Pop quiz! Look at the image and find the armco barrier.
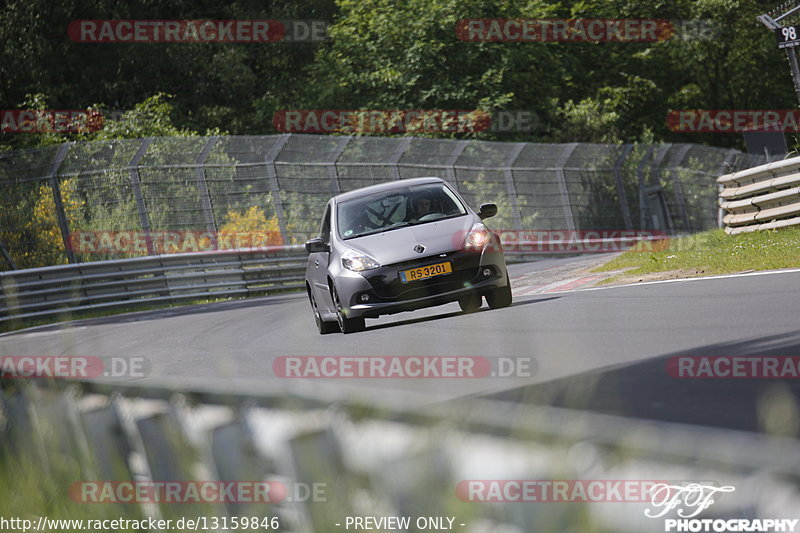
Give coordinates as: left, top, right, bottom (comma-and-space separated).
1, 379, 798, 532
718, 155, 800, 234
0, 246, 307, 323
0, 235, 669, 325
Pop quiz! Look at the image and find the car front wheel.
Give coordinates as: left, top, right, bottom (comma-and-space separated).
308, 285, 339, 334
332, 284, 365, 334
458, 292, 482, 313
486, 281, 512, 309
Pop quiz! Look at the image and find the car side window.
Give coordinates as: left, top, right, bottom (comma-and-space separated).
319, 204, 332, 245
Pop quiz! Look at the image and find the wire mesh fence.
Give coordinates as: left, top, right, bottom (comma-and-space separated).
0, 135, 767, 270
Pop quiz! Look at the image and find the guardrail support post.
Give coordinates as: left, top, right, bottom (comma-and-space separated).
649, 144, 674, 233
445, 140, 469, 191
554, 143, 577, 231
669, 144, 692, 232
48, 143, 76, 263
504, 143, 526, 231
718, 149, 740, 229
195, 136, 219, 233
390, 137, 412, 181
265, 134, 291, 243
614, 144, 634, 230
0, 240, 15, 270
637, 147, 654, 230
327, 136, 351, 195
129, 138, 155, 255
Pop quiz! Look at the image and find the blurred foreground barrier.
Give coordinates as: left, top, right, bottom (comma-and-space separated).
718, 155, 800, 234
1, 379, 799, 533
0, 246, 306, 324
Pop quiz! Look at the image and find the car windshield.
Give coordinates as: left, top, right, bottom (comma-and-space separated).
337, 182, 467, 240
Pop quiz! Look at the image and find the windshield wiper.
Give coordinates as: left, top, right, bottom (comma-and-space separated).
349, 221, 411, 238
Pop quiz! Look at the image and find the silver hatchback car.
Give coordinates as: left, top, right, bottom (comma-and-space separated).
304, 177, 511, 333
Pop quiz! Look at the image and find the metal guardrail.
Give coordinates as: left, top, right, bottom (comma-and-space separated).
0, 234, 670, 325
718, 155, 800, 234
2, 379, 798, 533
0, 246, 307, 323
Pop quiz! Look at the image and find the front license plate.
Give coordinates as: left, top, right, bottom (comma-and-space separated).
399, 261, 453, 283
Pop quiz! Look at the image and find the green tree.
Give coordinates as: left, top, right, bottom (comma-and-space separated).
308, 0, 567, 140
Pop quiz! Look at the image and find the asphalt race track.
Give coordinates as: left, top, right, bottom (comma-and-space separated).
2, 256, 799, 432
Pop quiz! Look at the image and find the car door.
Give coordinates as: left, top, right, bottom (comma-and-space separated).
308, 202, 335, 314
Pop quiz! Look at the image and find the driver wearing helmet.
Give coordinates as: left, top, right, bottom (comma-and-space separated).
412, 193, 436, 220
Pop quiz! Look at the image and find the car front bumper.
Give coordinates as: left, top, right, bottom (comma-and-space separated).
335, 247, 508, 319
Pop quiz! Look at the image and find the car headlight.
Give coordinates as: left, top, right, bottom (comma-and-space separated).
341, 250, 381, 272
463, 223, 491, 252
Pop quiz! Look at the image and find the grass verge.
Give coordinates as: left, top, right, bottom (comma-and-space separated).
592, 227, 800, 285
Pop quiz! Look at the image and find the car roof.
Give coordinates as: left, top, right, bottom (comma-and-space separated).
333, 177, 447, 203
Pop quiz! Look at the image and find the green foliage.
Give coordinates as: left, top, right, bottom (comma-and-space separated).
552, 98, 620, 143
309, 0, 565, 140
1, 0, 797, 270
1, 92, 202, 152
91, 93, 198, 140
1, 0, 797, 148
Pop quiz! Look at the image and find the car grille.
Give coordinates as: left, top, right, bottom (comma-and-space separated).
361, 252, 487, 302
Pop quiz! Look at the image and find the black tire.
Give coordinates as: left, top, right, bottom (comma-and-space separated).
308, 285, 339, 334
486, 282, 512, 309
332, 285, 365, 334
458, 292, 482, 313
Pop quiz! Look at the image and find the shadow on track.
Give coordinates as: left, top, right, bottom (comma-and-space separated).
482, 331, 800, 435
362, 296, 561, 332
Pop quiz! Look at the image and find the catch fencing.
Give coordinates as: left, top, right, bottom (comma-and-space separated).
718, 154, 800, 234
1, 135, 765, 271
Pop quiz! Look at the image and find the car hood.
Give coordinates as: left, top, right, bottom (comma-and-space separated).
341, 216, 475, 266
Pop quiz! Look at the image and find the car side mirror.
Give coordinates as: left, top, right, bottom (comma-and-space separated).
305, 238, 330, 253
478, 203, 498, 220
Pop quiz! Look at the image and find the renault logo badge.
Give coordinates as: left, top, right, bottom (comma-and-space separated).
414, 244, 425, 254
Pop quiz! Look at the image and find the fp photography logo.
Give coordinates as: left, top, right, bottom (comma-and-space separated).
644, 483, 798, 532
